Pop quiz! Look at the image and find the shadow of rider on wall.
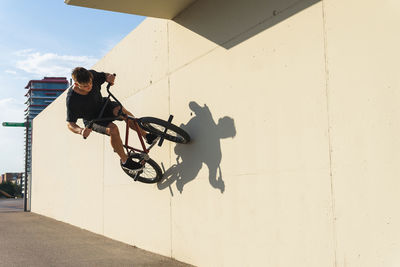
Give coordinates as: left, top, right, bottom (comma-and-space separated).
159, 101, 236, 194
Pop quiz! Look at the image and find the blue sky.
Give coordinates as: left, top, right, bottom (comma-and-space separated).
0, 0, 145, 174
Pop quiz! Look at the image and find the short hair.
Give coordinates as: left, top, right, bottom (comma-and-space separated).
71, 67, 93, 83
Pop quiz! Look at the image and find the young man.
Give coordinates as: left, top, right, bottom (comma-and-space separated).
66, 67, 156, 171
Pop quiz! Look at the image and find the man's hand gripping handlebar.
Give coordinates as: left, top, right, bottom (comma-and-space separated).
81, 127, 92, 139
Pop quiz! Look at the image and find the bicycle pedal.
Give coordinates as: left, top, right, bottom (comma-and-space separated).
133, 172, 139, 181
133, 170, 143, 181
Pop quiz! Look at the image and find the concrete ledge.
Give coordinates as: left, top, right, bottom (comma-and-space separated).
64, 0, 196, 19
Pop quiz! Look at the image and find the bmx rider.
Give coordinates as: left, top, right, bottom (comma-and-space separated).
66, 67, 157, 171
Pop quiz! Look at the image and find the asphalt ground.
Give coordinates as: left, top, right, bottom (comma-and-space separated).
0, 199, 191, 267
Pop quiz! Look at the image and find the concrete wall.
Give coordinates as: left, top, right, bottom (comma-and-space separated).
31, 0, 400, 266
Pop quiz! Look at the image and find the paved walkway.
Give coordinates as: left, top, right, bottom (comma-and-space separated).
0, 199, 191, 267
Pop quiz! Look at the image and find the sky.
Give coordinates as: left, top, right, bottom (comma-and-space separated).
0, 0, 145, 174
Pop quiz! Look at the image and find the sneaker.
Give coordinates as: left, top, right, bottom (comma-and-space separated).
145, 133, 158, 145
121, 158, 143, 172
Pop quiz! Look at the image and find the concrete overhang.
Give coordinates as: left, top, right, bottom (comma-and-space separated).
64, 0, 196, 19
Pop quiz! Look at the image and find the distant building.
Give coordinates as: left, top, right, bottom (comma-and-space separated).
25, 77, 69, 120
1, 172, 23, 185
24, 77, 70, 186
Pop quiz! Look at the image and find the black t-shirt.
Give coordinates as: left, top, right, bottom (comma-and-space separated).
66, 70, 106, 123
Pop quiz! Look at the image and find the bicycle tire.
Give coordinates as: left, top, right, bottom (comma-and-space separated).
121, 154, 162, 184
138, 117, 191, 144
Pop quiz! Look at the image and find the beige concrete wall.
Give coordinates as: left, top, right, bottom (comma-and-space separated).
325, 0, 400, 266
31, 0, 400, 266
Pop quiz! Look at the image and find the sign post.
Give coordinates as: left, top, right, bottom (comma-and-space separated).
2, 122, 30, 127
2, 120, 31, 211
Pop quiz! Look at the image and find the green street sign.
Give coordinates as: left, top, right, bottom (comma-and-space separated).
2, 122, 30, 127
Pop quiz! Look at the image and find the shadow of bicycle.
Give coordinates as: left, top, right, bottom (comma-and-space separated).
158, 101, 236, 194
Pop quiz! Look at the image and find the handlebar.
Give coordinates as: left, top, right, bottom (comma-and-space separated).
107, 74, 123, 117
106, 73, 116, 91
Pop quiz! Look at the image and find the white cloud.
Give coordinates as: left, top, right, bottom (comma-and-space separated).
13, 49, 35, 57
14, 49, 98, 78
5, 70, 17, 75
0, 97, 24, 122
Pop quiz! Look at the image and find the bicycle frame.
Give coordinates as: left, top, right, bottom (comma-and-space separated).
123, 115, 156, 155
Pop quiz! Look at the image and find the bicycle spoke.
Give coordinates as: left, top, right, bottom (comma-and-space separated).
122, 153, 162, 183
129, 159, 155, 179
141, 164, 156, 178
148, 123, 184, 141
149, 123, 176, 137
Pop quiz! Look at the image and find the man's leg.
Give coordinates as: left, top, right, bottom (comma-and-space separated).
106, 122, 128, 163
104, 122, 143, 171
113, 106, 147, 136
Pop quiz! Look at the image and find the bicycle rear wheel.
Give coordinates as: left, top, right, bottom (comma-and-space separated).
138, 117, 191, 144
121, 154, 162, 184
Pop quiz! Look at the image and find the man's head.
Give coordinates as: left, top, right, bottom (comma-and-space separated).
72, 67, 93, 93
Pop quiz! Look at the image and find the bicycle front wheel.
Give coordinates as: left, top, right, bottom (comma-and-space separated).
121, 154, 162, 184
138, 117, 191, 144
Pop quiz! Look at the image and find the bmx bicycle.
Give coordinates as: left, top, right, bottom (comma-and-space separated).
85, 74, 191, 184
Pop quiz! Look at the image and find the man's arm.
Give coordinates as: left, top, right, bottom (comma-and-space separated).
67, 122, 92, 138
67, 122, 83, 135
